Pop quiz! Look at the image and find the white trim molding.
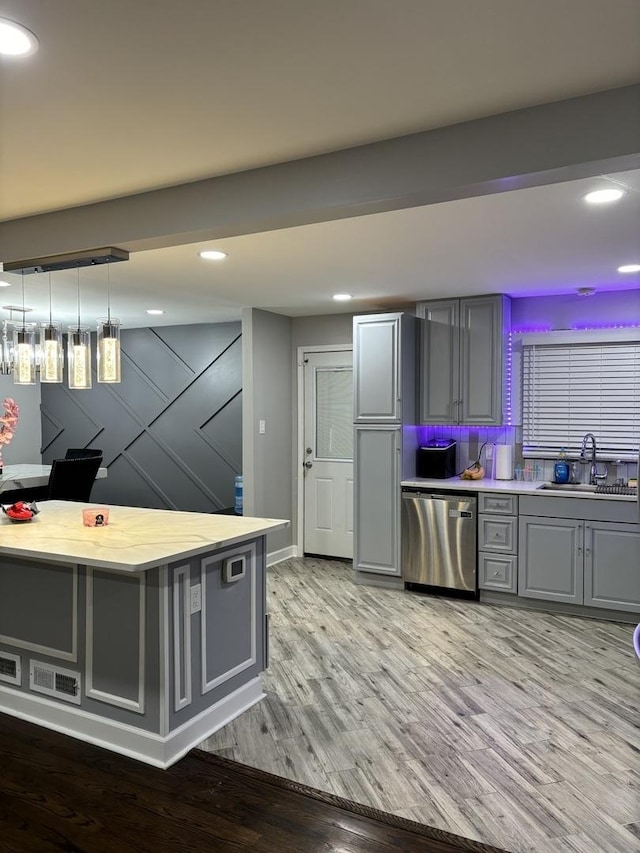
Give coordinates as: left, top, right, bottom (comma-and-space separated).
201, 542, 256, 695
267, 544, 297, 566
0, 677, 264, 770
86, 569, 146, 714
172, 564, 192, 713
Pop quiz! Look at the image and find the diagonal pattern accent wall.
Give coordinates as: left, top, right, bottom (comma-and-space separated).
40, 323, 242, 512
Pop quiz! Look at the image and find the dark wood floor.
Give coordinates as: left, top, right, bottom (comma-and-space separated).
0, 713, 505, 852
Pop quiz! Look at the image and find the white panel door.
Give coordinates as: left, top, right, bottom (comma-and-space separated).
303, 350, 353, 559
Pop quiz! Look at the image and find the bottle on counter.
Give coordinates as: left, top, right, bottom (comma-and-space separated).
553, 448, 570, 484
234, 474, 243, 515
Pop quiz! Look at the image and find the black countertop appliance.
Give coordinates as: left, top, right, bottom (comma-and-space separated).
416, 440, 457, 479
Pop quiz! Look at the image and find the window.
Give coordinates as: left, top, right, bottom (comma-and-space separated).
520, 330, 640, 461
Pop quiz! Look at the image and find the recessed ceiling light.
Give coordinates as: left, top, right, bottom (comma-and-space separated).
0, 281, 12, 288
198, 250, 228, 261
583, 188, 625, 204
0, 18, 39, 57
332, 293, 352, 302
617, 264, 640, 274
146, 309, 165, 315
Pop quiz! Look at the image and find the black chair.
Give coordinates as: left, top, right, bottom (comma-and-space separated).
65, 448, 103, 460
45, 456, 102, 502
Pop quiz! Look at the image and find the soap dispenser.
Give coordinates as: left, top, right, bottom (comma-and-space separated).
553, 448, 570, 484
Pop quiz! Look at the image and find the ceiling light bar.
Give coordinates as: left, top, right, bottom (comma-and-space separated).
3, 247, 129, 275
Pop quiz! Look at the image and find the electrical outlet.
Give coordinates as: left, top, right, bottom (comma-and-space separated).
259, 419, 266, 434
190, 583, 202, 614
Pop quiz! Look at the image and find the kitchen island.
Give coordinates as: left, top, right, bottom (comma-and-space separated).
0, 501, 288, 768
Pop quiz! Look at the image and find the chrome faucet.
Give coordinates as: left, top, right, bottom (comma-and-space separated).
580, 433, 607, 485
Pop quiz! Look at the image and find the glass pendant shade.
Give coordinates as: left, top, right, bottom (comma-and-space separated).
67, 327, 92, 389
39, 322, 64, 382
97, 318, 121, 383
13, 326, 36, 385
0, 324, 13, 375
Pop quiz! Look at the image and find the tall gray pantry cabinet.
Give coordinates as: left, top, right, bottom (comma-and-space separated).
416, 294, 511, 425
353, 313, 417, 581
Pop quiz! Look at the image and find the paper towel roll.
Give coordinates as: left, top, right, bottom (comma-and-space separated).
495, 444, 513, 480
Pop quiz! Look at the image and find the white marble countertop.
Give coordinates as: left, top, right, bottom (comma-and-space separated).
0, 501, 289, 572
400, 477, 637, 502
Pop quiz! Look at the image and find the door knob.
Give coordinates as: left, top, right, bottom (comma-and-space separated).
303, 461, 313, 469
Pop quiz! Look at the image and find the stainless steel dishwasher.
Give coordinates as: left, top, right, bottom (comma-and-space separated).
401, 488, 477, 596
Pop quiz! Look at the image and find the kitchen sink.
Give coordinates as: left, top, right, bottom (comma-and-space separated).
537, 483, 598, 492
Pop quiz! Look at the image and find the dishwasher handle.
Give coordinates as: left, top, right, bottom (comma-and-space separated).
402, 489, 477, 505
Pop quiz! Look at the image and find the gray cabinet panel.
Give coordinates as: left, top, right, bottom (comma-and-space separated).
584, 522, 640, 612
354, 426, 401, 575
479, 553, 517, 592
479, 493, 518, 515
417, 301, 459, 424
354, 315, 400, 422
479, 515, 517, 553
520, 495, 638, 524
459, 296, 507, 425
518, 516, 583, 604
417, 295, 509, 426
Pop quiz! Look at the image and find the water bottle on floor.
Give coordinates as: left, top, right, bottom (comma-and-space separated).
234, 474, 243, 515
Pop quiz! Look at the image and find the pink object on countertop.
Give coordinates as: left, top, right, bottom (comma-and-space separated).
82, 507, 109, 527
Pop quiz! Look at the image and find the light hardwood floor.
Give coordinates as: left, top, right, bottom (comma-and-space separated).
200, 558, 640, 853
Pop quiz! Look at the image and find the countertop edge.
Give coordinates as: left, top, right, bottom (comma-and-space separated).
400, 478, 636, 501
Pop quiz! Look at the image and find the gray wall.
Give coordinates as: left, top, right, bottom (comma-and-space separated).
40, 323, 242, 512
243, 309, 293, 553
0, 379, 41, 464
512, 289, 640, 329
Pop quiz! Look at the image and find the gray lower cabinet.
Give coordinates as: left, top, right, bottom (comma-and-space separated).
478, 492, 518, 593
518, 516, 583, 604
519, 515, 640, 610
479, 553, 518, 592
584, 521, 640, 612
354, 425, 401, 575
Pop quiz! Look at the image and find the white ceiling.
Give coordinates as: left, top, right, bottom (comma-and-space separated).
0, 0, 639, 326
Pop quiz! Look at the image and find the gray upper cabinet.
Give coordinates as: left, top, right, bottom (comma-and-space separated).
417, 294, 511, 425
353, 313, 416, 423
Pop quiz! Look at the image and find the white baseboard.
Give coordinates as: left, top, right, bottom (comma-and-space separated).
267, 544, 297, 566
0, 677, 264, 769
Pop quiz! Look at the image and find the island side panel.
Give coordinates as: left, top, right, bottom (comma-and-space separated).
167, 536, 267, 733
0, 556, 77, 663
81, 565, 162, 732
0, 559, 162, 735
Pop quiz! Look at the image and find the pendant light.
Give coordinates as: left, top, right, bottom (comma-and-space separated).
13, 272, 36, 385
39, 272, 63, 382
67, 267, 92, 390
97, 263, 121, 383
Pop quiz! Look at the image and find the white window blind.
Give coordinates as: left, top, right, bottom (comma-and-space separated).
522, 340, 640, 460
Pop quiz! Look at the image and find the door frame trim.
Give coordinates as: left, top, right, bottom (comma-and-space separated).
296, 344, 353, 557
